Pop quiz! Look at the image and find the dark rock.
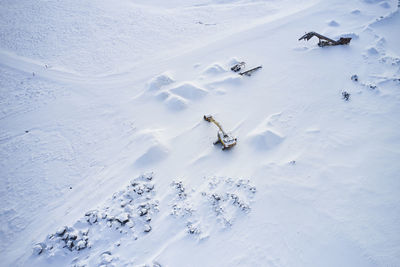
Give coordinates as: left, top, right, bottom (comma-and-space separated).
144, 224, 152, 233
351, 74, 358, 82
56, 226, 67, 236
116, 213, 129, 225
139, 208, 148, 216
76, 240, 87, 251
61, 232, 69, 240
33, 243, 45, 255
212, 194, 221, 201
66, 240, 74, 250
145, 184, 155, 192
69, 233, 77, 240
342, 91, 350, 101
85, 210, 98, 224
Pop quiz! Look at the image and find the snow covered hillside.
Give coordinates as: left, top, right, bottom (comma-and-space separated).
1, 0, 399, 266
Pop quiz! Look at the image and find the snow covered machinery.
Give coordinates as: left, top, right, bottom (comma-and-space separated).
299, 32, 351, 47
204, 115, 237, 150
231, 61, 262, 76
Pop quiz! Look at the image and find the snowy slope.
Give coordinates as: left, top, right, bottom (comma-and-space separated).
1, 0, 400, 266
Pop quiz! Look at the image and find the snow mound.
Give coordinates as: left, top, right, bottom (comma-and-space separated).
202, 63, 227, 75
135, 143, 169, 165
147, 73, 175, 91
366, 46, 379, 55
340, 32, 359, 39
228, 57, 241, 66
247, 117, 284, 150
169, 82, 208, 100
327, 20, 340, 27
155, 91, 170, 101
164, 95, 188, 111
248, 129, 284, 150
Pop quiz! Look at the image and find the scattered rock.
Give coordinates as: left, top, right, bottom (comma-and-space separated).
100, 251, 114, 265
351, 74, 359, 82
249, 186, 257, 193
172, 181, 187, 199
139, 208, 148, 216
56, 226, 67, 236
187, 222, 201, 235
170, 177, 256, 235
342, 91, 350, 101
33, 243, 45, 255
144, 224, 152, 233
76, 240, 87, 251
116, 213, 129, 225
85, 210, 98, 225
37, 174, 159, 257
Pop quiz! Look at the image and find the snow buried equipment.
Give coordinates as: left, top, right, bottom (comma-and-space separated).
239, 66, 262, 76
231, 62, 245, 72
204, 115, 237, 150
299, 32, 351, 47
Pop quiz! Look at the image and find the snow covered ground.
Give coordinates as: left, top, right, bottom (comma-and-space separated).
1, 0, 399, 266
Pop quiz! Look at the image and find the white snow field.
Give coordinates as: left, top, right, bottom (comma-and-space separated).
1, 0, 400, 266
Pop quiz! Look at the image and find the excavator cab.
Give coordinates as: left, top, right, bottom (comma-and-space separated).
204, 115, 237, 150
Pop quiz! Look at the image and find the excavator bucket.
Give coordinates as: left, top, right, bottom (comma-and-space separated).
204, 115, 213, 122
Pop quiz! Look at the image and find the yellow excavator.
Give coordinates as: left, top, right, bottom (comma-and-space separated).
204, 115, 237, 150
